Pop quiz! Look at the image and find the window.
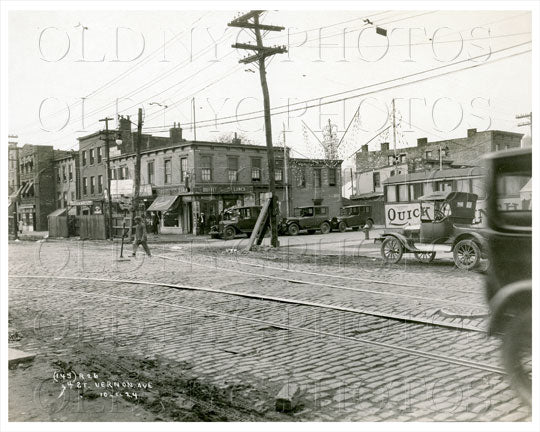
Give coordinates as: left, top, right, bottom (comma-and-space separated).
314, 168, 322, 188
456, 179, 471, 193
373, 172, 381, 188
83, 177, 88, 195
296, 166, 306, 187
388, 155, 396, 165
398, 184, 409, 202
69, 164, 73, 181
328, 168, 337, 186
63, 192, 67, 207
147, 161, 155, 184
82, 151, 87, 166
71, 192, 75, 202
400, 154, 407, 163
89, 149, 95, 165
228, 156, 238, 182
275, 160, 283, 182
425, 150, 432, 159
164, 159, 172, 184
314, 207, 328, 215
180, 158, 188, 181
410, 183, 424, 200
97, 147, 102, 163
199, 155, 212, 182
90, 176, 95, 194
62, 166, 67, 182
57, 168, 61, 183
251, 158, 261, 182
386, 185, 397, 202
124, 166, 129, 179
98, 175, 103, 193
57, 192, 62, 208
390, 170, 395, 177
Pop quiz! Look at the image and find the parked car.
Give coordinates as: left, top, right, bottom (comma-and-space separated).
280, 205, 334, 235
379, 191, 487, 270
484, 147, 531, 405
332, 204, 374, 232
209, 205, 261, 240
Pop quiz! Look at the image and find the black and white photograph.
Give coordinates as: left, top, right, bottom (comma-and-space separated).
1, 1, 538, 430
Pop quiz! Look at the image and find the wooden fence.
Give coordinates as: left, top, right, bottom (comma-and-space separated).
48, 216, 68, 238
79, 215, 107, 240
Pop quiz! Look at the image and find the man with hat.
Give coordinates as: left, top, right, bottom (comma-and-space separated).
132, 215, 151, 257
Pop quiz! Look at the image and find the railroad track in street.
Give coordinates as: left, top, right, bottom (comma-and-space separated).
10, 275, 505, 376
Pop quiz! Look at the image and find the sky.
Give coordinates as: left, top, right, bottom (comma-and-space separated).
7, 8, 533, 170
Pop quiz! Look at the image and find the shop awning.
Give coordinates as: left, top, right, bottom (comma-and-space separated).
48, 208, 67, 217
20, 181, 34, 195
147, 195, 179, 212
10, 184, 25, 200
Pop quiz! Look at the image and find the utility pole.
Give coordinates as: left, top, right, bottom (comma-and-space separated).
516, 112, 532, 143
283, 124, 290, 217
192, 97, 197, 140
131, 108, 143, 233
99, 117, 114, 240
391, 98, 397, 157
229, 10, 287, 248
350, 167, 354, 197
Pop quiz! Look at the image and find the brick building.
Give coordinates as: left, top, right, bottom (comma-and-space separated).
355, 128, 523, 196
53, 151, 80, 212
8, 143, 20, 234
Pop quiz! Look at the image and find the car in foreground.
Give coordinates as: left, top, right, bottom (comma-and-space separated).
484, 147, 531, 405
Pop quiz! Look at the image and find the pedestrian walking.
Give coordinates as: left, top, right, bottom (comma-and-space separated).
152, 212, 160, 235
132, 216, 151, 257
18, 219, 23, 234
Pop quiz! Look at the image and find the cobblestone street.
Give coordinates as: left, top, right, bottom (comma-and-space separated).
7, 238, 532, 422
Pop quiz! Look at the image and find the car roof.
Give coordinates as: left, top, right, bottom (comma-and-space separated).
418, 191, 478, 201
342, 204, 370, 208
225, 205, 260, 210
295, 205, 328, 209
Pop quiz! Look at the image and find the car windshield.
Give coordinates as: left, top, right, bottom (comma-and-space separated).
420, 200, 449, 222
340, 208, 349, 216
222, 209, 239, 221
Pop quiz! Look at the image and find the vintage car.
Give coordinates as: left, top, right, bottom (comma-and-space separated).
332, 204, 374, 232
379, 191, 487, 270
209, 205, 261, 240
279, 205, 334, 235
484, 148, 531, 405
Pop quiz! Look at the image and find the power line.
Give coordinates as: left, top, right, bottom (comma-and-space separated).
144, 40, 531, 131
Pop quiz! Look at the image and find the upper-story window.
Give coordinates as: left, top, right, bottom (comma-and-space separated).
97, 147, 102, 163
147, 161, 155, 184
227, 156, 238, 182
425, 150, 432, 159
62, 166, 67, 182
373, 172, 381, 188
200, 155, 212, 182
328, 168, 337, 186
296, 166, 306, 188
89, 149, 95, 165
82, 151, 87, 166
69, 164, 73, 181
313, 168, 322, 188
251, 158, 261, 182
180, 157, 188, 182
164, 159, 172, 184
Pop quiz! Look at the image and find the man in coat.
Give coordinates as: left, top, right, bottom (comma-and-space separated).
132, 216, 151, 257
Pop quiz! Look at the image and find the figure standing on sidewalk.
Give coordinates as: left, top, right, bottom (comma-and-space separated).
132, 216, 151, 257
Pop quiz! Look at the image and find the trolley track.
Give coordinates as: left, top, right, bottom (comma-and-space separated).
9, 275, 505, 376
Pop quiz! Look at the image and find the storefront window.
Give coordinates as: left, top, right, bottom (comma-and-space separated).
386, 185, 397, 202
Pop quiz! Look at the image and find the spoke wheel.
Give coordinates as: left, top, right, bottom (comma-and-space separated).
223, 226, 236, 240
288, 224, 299, 236
453, 239, 481, 270
414, 251, 436, 263
381, 237, 403, 264
320, 222, 331, 234
503, 308, 532, 406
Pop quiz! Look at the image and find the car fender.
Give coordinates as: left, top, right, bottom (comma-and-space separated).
379, 232, 411, 249
488, 279, 531, 335
452, 231, 487, 254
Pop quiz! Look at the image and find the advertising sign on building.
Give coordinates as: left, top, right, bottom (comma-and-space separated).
384, 203, 423, 227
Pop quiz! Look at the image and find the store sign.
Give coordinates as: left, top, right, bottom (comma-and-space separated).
156, 185, 187, 195
385, 203, 422, 227
193, 185, 254, 194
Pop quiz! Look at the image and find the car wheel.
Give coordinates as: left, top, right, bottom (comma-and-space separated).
503, 307, 532, 406
381, 237, 403, 264
414, 251, 436, 263
223, 226, 236, 240
453, 239, 481, 270
320, 221, 331, 234
288, 224, 299, 236
338, 222, 347, 232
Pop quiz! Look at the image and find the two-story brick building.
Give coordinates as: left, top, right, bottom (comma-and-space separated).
53, 150, 79, 212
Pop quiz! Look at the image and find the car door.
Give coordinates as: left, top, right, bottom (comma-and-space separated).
237, 208, 251, 232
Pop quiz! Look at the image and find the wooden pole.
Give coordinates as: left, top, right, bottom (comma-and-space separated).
131, 108, 143, 236
99, 117, 114, 240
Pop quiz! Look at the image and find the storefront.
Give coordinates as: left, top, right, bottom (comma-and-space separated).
18, 204, 36, 232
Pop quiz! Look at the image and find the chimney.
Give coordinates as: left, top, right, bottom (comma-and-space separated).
232, 132, 241, 145
380, 142, 390, 152
118, 115, 131, 132
417, 137, 428, 146
169, 121, 183, 142
361, 144, 368, 153
467, 128, 477, 137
